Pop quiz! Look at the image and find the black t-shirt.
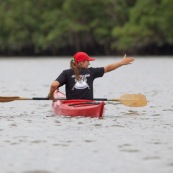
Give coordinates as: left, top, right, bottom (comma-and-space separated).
56, 67, 104, 99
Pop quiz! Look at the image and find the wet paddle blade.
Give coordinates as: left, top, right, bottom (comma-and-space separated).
118, 94, 147, 107
0, 96, 21, 102
0, 96, 49, 102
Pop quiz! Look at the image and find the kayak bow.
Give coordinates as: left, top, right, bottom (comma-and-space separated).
52, 91, 104, 118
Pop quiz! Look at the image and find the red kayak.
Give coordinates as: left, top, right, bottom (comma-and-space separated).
52, 90, 104, 118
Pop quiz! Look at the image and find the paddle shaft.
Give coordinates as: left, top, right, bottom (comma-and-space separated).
32, 97, 49, 100
17, 98, 119, 101
0, 94, 147, 107
28, 98, 118, 101
92, 98, 119, 101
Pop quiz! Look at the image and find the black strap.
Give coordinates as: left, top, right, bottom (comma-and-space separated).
68, 102, 100, 106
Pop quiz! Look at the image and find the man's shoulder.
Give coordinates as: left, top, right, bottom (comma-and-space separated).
62, 68, 73, 73
88, 67, 104, 71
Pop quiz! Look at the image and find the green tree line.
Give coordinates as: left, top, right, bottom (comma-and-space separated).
0, 0, 172, 56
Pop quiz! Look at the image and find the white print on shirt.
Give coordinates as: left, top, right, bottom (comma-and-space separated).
72, 74, 90, 90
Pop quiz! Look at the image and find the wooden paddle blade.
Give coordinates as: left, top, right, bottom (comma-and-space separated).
119, 94, 147, 107
0, 96, 21, 102
0, 96, 50, 102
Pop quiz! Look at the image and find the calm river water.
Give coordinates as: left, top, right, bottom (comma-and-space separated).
0, 56, 173, 173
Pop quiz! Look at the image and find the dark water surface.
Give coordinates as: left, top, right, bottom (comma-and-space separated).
0, 56, 173, 173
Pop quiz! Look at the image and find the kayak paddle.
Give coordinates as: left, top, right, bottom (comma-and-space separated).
0, 94, 147, 107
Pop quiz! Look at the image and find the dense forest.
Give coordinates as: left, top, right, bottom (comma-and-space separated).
0, 0, 173, 56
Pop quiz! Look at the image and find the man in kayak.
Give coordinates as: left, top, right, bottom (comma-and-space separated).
48, 52, 134, 100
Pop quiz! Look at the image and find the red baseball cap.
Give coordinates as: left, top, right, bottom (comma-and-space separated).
73, 52, 95, 64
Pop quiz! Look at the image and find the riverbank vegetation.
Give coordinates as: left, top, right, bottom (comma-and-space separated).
0, 0, 173, 56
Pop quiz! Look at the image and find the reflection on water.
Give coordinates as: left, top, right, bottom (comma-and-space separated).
0, 57, 173, 173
